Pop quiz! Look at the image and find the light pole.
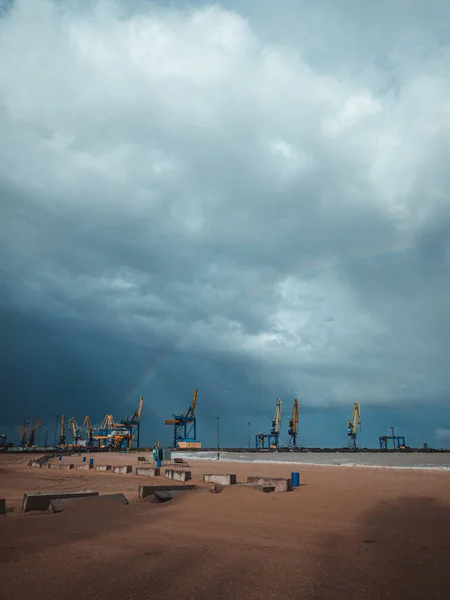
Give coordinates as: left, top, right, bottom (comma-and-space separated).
53, 414, 59, 447
216, 417, 220, 459
247, 422, 251, 448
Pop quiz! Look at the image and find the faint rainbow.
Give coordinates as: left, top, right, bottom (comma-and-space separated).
125, 238, 410, 403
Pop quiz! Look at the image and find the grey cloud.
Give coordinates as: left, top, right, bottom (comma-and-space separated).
1, 0, 450, 447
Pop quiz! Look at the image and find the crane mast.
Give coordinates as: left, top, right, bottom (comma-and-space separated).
347, 402, 361, 448
288, 399, 299, 447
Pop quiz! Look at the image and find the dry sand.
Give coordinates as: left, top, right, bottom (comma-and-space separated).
1, 452, 450, 600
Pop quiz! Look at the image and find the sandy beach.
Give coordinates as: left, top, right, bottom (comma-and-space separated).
1, 452, 450, 600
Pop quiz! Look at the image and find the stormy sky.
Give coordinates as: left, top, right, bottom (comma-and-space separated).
1, 0, 450, 449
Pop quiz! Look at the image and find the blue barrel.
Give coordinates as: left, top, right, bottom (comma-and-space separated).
58, 455, 62, 461
82, 456, 86, 463
89, 458, 94, 466
156, 459, 161, 468
291, 472, 300, 487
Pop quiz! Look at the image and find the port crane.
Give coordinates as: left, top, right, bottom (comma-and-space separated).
379, 427, 407, 450
92, 397, 144, 450
83, 415, 95, 447
165, 390, 198, 448
58, 415, 66, 447
69, 417, 83, 445
347, 402, 361, 448
27, 418, 42, 447
18, 421, 30, 446
288, 399, 299, 447
256, 398, 282, 449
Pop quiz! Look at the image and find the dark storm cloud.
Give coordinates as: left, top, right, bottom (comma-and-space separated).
1, 0, 450, 447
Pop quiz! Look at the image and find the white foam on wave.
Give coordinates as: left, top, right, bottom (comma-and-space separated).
175, 452, 450, 471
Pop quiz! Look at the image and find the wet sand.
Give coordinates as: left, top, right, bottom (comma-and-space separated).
1, 452, 450, 599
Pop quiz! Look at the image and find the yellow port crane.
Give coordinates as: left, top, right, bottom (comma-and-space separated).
83, 415, 94, 447
92, 397, 144, 450
69, 417, 83, 445
58, 415, 66, 447
347, 402, 361, 449
18, 421, 30, 447
288, 399, 299, 447
27, 418, 42, 447
270, 398, 282, 448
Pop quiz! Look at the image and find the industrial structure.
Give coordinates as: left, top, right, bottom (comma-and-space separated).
58, 415, 66, 447
91, 397, 144, 449
288, 399, 299, 447
256, 398, 282, 449
379, 427, 407, 450
18, 418, 42, 447
165, 389, 200, 449
69, 417, 83, 445
347, 402, 361, 448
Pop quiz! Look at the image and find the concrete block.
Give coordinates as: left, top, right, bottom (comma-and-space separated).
136, 467, 160, 477
30, 461, 42, 468
22, 491, 99, 513
152, 491, 173, 503
209, 483, 224, 494
95, 464, 112, 471
47, 463, 74, 470
203, 473, 237, 485
165, 469, 191, 482
139, 484, 196, 499
0, 498, 6, 515
75, 464, 94, 470
99, 493, 129, 505
48, 500, 64, 514
112, 465, 132, 474
246, 477, 292, 492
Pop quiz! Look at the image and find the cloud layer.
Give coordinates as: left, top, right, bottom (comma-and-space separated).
1, 0, 450, 446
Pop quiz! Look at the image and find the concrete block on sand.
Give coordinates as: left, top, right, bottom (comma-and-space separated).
99, 493, 129, 505
203, 473, 236, 485
139, 484, 196, 499
47, 494, 129, 514
136, 467, 160, 477
165, 469, 191, 482
95, 464, 112, 471
29, 461, 42, 469
246, 477, 292, 492
22, 491, 99, 513
112, 465, 132, 474
48, 499, 64, 514
0, 498, 6, 515
252, 484, 276, 493
75, 464, 94, 470
209, 483, 225, 494
152, 491, 173, 503
47, 464, 74, 470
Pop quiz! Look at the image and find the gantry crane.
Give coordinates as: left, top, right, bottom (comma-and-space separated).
288, 399, 299, 447
165, 390, 198, 448
58, 414, 66, 447
91, 397, 144, 450
69, 417, 83, 445
347, 402, 361, 448
256, 398, 282, 449
27, 418, 42, 447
